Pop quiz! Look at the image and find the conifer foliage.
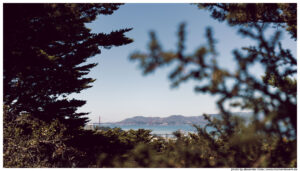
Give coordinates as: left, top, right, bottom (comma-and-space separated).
3, 3, 132, 167
4, 4, 132, 131
197, 3, 297, 39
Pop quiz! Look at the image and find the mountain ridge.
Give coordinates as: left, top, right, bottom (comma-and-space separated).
104, 114, 222, 126
101, 112, 252, 126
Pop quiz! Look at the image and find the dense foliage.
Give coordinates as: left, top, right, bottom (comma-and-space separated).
3, 3, 132, 167
3, 3, 296, 168
4, 3, 132, 131
197, 3, 297, 39
90, 126, 296, 167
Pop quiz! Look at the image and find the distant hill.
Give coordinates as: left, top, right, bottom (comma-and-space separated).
103, 113, 252, 126
108, 114, 220, 126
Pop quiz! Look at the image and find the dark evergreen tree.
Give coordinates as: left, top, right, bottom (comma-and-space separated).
4, 4, 133, 132
197, 3, 297, 39
4, 4, 133, 167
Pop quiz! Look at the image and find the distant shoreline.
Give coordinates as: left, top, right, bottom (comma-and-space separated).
90, 113, 252, 126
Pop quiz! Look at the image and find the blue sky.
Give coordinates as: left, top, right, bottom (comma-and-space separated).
71, 3, 297, 123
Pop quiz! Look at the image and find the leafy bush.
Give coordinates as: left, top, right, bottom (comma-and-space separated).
92, 121, 296, 168
3, 107, 83, 167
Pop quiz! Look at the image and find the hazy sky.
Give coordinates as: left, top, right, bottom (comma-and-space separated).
70, 3, 297, 123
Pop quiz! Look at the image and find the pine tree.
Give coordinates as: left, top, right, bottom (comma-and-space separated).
4, 4, 133, 132
197, 3, 297, 39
